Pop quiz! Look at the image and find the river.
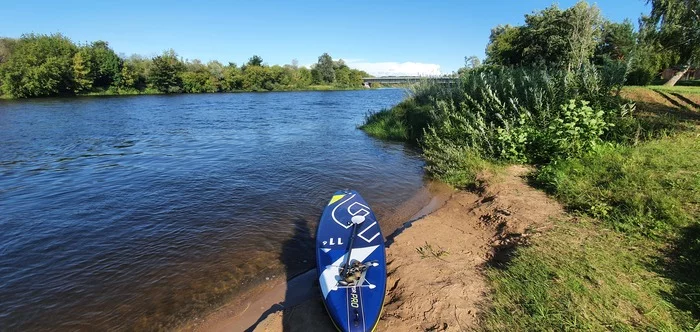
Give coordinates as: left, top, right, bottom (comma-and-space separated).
0, 89, 434, 330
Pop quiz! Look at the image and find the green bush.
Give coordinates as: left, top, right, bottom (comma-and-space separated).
626, 67, 657, 86
423, 66, 623, 162
362, 65, 629, 182
543, 99, 613, 160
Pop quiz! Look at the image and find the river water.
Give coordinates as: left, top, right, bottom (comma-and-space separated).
0, 90, 435, 330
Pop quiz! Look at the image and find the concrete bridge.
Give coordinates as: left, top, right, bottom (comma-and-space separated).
362, 76, 458, 87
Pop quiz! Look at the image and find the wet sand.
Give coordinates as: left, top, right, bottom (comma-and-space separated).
183, 166, 564, 331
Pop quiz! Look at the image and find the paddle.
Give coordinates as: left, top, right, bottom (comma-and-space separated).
340, 215, 366, 278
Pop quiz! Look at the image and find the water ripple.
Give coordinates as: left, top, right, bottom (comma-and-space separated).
0, 90, 424, 330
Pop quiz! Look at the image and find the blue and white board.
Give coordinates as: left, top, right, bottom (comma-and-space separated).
316, 190, 386, 332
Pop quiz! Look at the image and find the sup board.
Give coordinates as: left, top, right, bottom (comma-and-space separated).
316, 190, 386, 332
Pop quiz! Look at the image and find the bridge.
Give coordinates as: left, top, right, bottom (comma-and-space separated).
362, 76, 458, 87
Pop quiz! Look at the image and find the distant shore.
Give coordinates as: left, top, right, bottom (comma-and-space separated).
0, 85, 391, 100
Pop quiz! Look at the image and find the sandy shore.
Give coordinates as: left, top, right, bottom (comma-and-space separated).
183, 166, 563, 331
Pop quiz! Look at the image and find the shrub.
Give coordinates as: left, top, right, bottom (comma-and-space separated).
542, 99, 613, 160
362, 65, 628, 179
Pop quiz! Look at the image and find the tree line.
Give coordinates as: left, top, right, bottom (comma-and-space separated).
0, 34, 371, 98
480, 0, 698, 86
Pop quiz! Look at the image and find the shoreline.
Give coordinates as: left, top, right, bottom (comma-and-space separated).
178, 182, 454, 331
183, 166, 565, 331
0, 86, 393, 101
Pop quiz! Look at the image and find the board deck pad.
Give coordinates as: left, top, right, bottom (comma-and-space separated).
316, 190, 387, 332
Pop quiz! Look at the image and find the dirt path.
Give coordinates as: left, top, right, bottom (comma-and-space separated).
191, 166, 563, 331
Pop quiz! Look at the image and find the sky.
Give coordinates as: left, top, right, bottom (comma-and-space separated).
1, 0, 651, 76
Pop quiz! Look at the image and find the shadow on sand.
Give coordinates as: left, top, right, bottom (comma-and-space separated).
244, 218, 335, 332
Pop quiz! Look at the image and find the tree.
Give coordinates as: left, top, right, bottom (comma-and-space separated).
222, 63, 243, 91
207, 60, 224, 80
118, 54, 150, 91
519, 5, 572, 67
0, 38, 16, 64
315, 53, 335, 84
642, 0, 700, 86
0, 38, 16, 92
116, 61, 138, 91
458, 56, 483, 75
335, 66, 351, 87
247, 55, 263, 67
349, 69, 367, 87
149, 49, 185, 93
181, 59, 218, 93
0, 33, 77, 98
268, 65, 291, 90
87, 41, 121, 89
595, 20, 635, 62
242, 65, 271, 91
465, 56, 482, 69
564, 1, 602, 71
297, 67, 313, 88
484, 1, 603, 71
485, 25, 523, 65
333, 58, 347, 70
72, 48, 93, 93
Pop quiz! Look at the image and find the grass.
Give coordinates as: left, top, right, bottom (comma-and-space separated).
359, 98, 432, 143
358, 108, 409, 141
650, 85, 700, 96
481, 87, 700, 331
535, 132, 700, 237
422, 143, 502, 189
416, 242, 449, 260
483, 220, 699, 331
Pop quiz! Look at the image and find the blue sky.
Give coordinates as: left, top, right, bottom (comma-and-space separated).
2, 0, 650, 75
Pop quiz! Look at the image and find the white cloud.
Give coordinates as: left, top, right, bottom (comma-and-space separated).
346, 61, 442, 77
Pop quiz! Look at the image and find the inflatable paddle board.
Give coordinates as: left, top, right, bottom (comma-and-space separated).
316, 190, 386, 332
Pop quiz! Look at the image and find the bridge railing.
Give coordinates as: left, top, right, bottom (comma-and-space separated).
362, 76, 458, 85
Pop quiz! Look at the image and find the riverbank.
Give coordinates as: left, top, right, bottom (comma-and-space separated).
177, 181, 456, 331
185, 85, 699, 331
183, 165, 564, 331
366, 82, 699, 330
0, 85, 382, 100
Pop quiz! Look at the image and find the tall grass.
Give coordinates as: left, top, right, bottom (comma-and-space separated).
362, 65, 630, 185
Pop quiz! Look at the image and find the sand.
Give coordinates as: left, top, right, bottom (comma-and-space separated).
184, 165, 563, 331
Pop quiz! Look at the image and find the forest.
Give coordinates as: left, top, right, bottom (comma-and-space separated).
0, 36, 370, 98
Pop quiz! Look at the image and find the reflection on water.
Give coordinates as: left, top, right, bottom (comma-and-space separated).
0, 90, 432, 330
